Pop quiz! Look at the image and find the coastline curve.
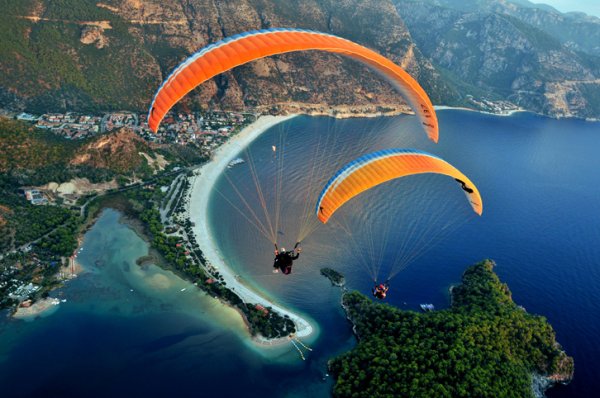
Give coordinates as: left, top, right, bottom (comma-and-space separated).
187, 114, 314, 343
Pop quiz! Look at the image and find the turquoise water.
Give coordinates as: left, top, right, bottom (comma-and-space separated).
1, 111, 599, 397
0, 210, 340, 397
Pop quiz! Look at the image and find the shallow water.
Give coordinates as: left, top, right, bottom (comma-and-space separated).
0, 210, 339, 397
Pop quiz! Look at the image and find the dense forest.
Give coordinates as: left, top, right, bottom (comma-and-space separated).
0, 0, 156, 113
0, 171, 78, 308
329, 260, 573, 397
0, 119, 76, 173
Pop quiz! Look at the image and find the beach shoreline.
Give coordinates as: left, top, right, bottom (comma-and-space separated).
12, 250, 84, 319
187, 114, 314, 344
12, 297, 61, 319
434, 105, 527, 117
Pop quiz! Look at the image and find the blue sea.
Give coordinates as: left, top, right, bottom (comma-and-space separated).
1, 110, 599, 397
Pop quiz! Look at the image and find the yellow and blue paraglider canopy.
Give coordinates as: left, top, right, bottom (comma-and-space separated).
316, 148, 483, 223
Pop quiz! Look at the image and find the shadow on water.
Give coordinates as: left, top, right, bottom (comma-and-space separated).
136, 329, 206, 353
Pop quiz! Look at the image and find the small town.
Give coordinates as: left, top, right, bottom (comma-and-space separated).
9, 108, 257, 209
13, 109, 257, 145
0, 108, 258, 308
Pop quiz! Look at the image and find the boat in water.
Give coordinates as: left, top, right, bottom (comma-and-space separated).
227, 158, 245, 168
420, 303, 435, 312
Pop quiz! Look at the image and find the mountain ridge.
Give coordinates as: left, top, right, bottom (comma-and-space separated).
396, 0, 600, 118
1, 0, 599, 118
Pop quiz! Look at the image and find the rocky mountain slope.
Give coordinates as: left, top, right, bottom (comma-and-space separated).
396, 0, 600, 118
1, 0, 599, 118
71, 128, 151, 173
419, 0, 600, 56
0, 0, 455, 115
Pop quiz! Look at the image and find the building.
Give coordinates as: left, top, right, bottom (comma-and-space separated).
22, 189, 48, 205
16, 113, 38, 122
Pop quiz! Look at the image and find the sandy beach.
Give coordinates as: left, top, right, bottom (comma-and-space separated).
188, 114, 314, 342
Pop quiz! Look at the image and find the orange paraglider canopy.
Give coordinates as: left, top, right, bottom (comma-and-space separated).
316, 148, 483, 223
148, 28, 438, 142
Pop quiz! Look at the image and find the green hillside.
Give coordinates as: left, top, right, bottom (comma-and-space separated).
0, 0, 156, 113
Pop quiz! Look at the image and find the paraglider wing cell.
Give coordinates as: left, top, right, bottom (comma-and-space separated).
315, 148, 483, 223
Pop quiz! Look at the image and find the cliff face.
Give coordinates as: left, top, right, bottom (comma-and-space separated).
417, 0, 600, 56
532, 351, 575, 398
396, 0, 600, 118
120, 0, 458, 109
1, 0, 599, 118
0, 0, 454, 114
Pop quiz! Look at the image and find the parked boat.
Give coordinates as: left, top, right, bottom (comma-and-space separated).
227, 158, 245, 168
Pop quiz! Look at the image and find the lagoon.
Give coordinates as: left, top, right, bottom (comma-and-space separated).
0, 210, 338, 397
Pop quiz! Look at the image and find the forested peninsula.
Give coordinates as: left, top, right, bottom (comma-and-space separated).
330, 260, 573, 397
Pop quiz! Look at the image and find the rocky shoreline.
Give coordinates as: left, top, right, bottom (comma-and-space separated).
532, 370, 573, 398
